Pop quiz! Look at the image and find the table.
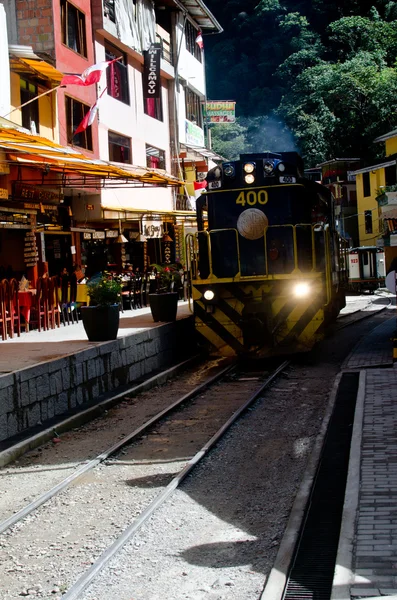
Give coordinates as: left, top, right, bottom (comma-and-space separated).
18, 290, 36, 332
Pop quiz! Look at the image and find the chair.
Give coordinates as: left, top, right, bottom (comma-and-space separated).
0, 279, 9, 340
132, 276, 142, 309
8, 278, 21, 337
121, 276, 134, 310
48, 276, 61, 328
31, 276, 52, 331
59, 274, 78, 325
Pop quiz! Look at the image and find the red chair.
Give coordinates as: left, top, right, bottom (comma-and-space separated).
31, 276, 53, 331
0, 279, 8, 340
8, 278, 21, 337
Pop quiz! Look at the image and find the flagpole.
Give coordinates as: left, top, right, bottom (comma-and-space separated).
1, 85, 62, 119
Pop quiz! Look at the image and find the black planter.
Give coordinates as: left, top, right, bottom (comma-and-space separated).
148, 292, 178, 322
81, 304, 120, 341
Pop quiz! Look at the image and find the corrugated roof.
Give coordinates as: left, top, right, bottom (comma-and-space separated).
0, 127, 182, 186
174, 0, 223, 32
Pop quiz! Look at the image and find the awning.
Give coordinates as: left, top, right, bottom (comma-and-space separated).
0, 126, 182, 187
9, 46, 64, 84
173, 0, 223, 32
180, 143, 223, 162
102, 206, 197, 219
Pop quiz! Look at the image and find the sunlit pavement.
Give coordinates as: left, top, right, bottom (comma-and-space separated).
0, 301, 192, 374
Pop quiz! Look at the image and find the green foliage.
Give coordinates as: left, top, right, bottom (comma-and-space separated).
204, 0, 397, 165
150, 264, 181, 294
87, 274, 122, 306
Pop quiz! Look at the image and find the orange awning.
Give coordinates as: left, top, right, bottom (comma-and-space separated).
0, 126, 182, 187
9, 56, 64, 85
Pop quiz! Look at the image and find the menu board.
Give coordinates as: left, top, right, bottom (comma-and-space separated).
24, 231, 39, 267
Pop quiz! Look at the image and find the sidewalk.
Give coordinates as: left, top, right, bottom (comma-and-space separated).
333, 311, 397, 600
0, 302, 192, 374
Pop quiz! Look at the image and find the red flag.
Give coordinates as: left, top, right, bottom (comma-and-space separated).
61, 59, 119, 86
195, 31, 204, 50
193, 179, 207, 190
73, 89, 106, 135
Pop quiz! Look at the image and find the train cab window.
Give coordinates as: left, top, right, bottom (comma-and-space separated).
363, 172, 371, 197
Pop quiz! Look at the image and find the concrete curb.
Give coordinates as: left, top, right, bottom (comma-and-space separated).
0, 354, 202, 468
331, 370, 366, 600
260, 371, 344, 600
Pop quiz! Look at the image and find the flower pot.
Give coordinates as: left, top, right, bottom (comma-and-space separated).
81, 304, 120, 341
148, 292, 178, 322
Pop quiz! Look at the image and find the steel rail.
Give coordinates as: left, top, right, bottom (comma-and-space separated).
62, 360, 290, 600
0, 363, 235, 536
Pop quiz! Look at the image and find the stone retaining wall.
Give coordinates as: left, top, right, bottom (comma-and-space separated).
0, 317, 195, 443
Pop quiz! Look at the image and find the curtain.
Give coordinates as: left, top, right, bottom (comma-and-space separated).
115, 0, 141, 51
136, 0, 156, 51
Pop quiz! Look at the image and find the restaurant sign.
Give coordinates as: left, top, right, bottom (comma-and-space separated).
142, 219, 163, 238
0, 188, 8, 199
185, 120, 204, 147
13, 182, 62, 203
203, 101, 236, 123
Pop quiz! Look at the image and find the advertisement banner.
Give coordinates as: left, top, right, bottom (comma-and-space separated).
185, 120, 205, 146
143, 43, 162, 99
204, 101, 236, 123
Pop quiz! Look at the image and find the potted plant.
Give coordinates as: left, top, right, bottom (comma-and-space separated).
148, 264, 180, 322
80, 274, 122, 341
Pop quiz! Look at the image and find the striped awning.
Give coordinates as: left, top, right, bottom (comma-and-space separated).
0, 126, 182, 186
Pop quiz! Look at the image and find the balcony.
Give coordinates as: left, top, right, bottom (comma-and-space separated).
156, 24, 173, 65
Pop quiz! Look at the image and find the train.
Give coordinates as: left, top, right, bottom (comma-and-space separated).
346, 246, 385, 293
186, 151, 347, 358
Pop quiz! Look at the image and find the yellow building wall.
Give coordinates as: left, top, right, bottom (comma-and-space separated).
184, 164, 196, 197
356, 169, 384, 246
9, 72, 59, 143
385, 137, 397, 157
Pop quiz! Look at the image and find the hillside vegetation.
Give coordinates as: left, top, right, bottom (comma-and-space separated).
204, 0, 397, 165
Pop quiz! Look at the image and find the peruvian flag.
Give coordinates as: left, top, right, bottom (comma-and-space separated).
74, 88, 106, 135
61, 58, 120, 86
195, 30, 204, 50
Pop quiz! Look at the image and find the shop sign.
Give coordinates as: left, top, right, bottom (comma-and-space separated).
93, 231, 105, 239
185, 120, 204, 147
143, 43, 162, 99
0, 188, 8, 199
203, 101, 236, 124
83, 232, 92, 240
142, 219, 163, 238
86, 204, 94, 210
13, 182, 62, 203
106, 230, 118, 238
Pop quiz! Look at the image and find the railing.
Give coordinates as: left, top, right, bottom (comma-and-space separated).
156, 24, 173, 65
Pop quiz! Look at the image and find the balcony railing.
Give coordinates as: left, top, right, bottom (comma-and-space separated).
156, 24, 173, 65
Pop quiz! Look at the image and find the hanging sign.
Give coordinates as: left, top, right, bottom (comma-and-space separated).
13, 182, 62, 203
143, 43, 162, 99
142, 219, 163, 238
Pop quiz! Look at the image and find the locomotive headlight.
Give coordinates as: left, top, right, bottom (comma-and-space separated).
224, 164, 235, 177
264, 161, 274, 175
293, 282, 310, 298
277, 162, 286, 172
243, 162, 255, 174
203, 289, 215, 301
213, 167, 221, 179
244, 173, 255, 184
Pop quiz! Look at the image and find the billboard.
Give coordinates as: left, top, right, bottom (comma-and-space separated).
204, 101, 236, 123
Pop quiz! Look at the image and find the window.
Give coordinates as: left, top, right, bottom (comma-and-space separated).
364, 210, 373, 234
65, 96, 92, 150
185, 21, 202, 62
385, 164, 397, 187
20, 79, 39, 133
185, 87, 203, 127
61, 0, 87, 57
146, 145, 165, 170
363, 172, 371, 197
105, 43, 130, 105
144, 97, 163, 121
108, 131, 131, 163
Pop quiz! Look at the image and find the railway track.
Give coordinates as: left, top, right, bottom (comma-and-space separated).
0, 358, 289, 599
